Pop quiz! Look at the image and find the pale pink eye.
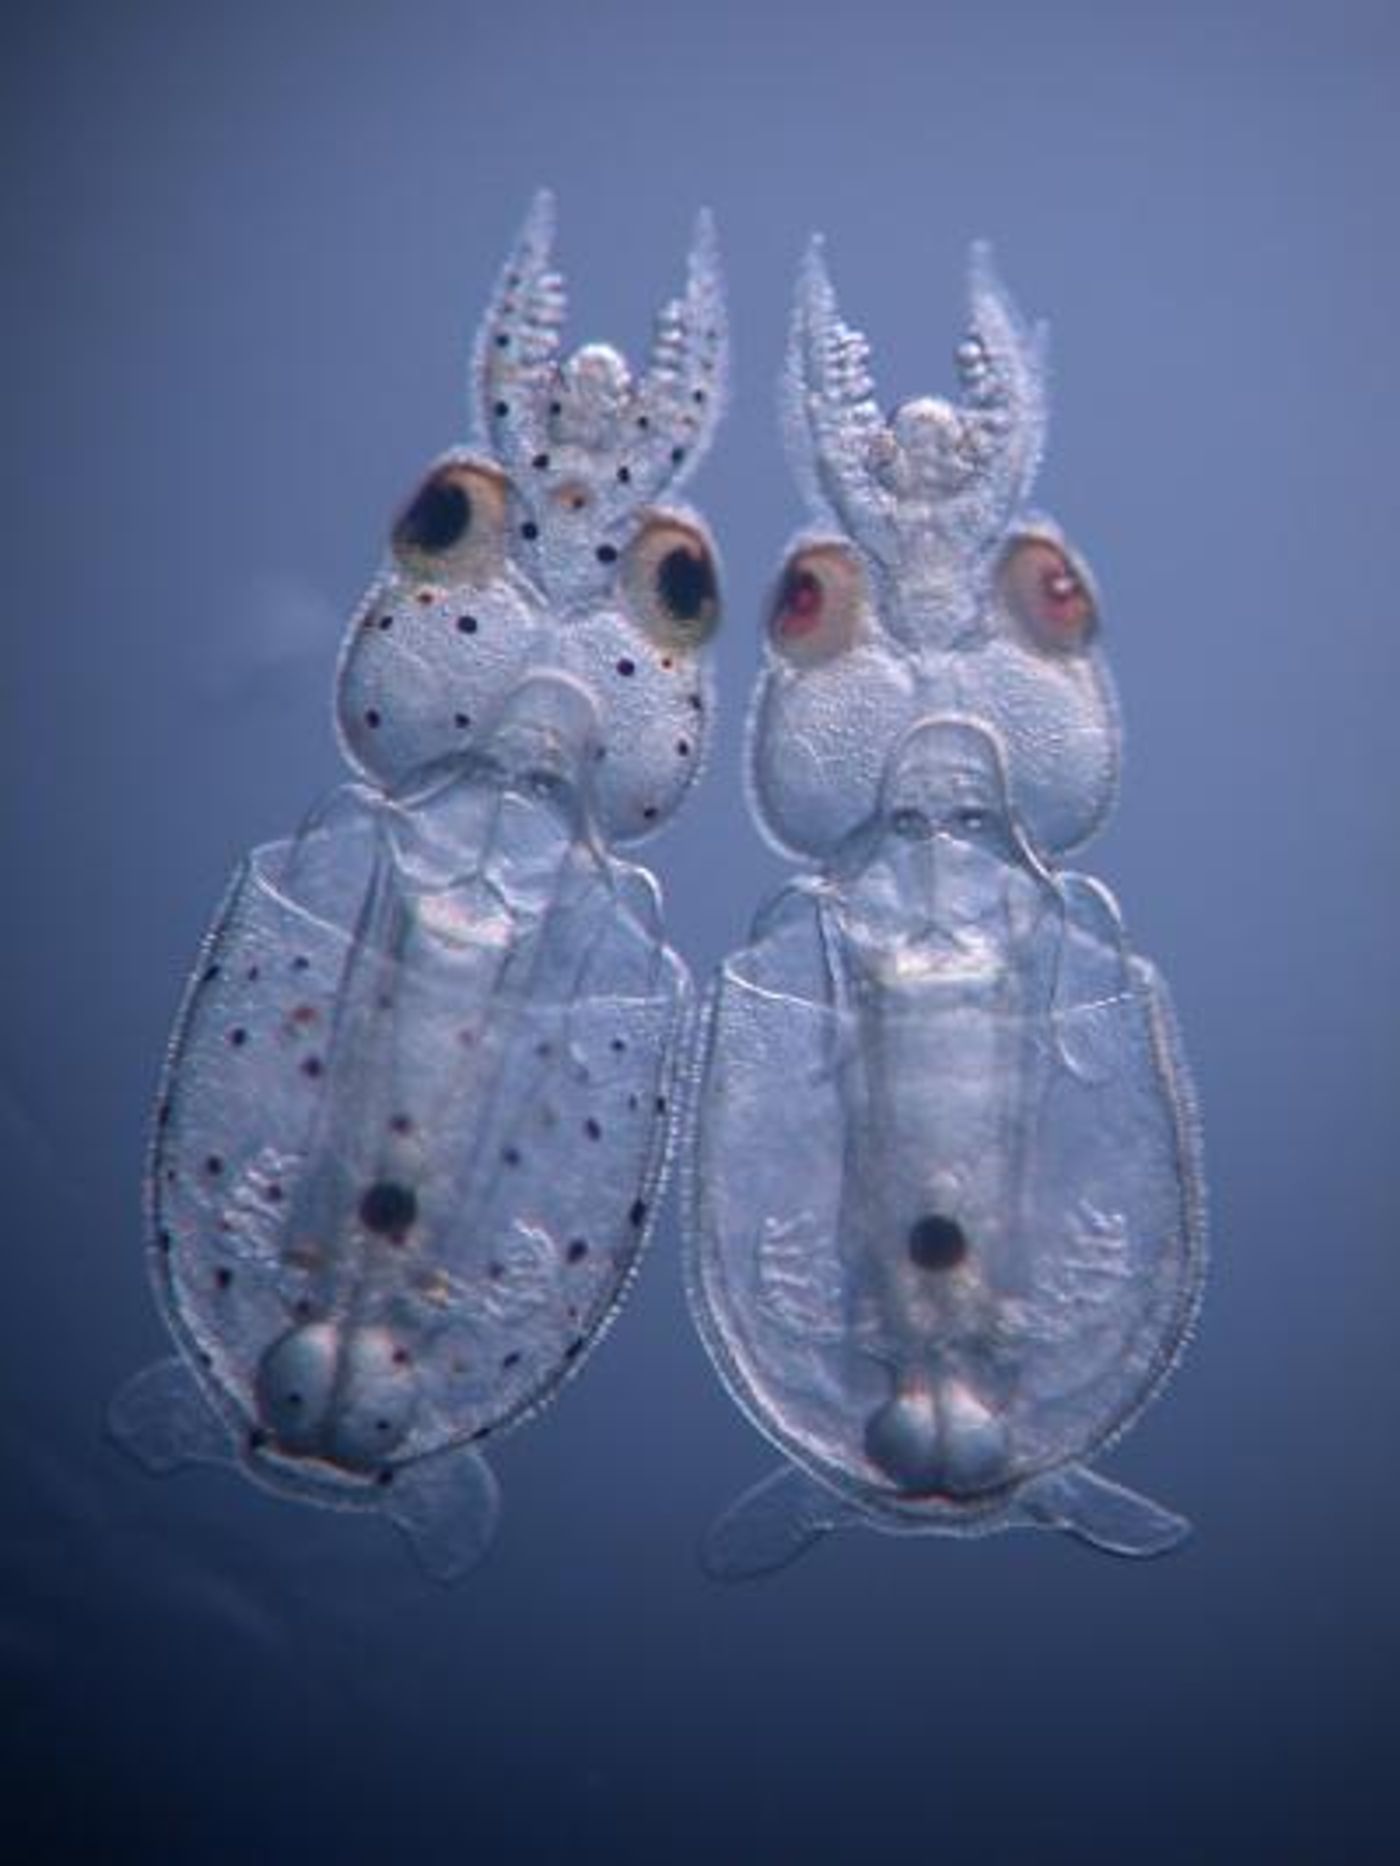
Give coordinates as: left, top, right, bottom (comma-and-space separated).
768, 545, 864, 666
774, 568, 824, 639
1046, 569, 1079, 604
1000, 539, 1096, 652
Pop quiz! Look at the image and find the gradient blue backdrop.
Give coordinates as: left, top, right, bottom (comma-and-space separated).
5, 3, 1398, 1860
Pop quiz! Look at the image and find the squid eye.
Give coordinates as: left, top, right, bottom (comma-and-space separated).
891, 806, 932, 840
951, 806, 991, 836
997, 535, 1097, 654
769, 543, 865, 666
391, 461, 509, 581
622, 516, 721, 649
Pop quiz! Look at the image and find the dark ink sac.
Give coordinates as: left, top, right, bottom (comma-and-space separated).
907, 1212, 969, 1272
359, 1180, 419, 1240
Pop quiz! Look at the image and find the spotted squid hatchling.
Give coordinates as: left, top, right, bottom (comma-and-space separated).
112, 193, 728, 1579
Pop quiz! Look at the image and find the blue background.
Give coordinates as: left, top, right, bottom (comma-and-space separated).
6, 2, 1398, 1859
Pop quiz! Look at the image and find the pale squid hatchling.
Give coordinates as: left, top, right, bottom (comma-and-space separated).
685, 240, 1204, 1578
111, 193, 728, 1578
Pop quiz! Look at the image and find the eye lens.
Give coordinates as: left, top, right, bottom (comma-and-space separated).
657, 545, 717, 624
998, 536, 1097, 653
768, 544, 864, 666
395, 476, 471, 554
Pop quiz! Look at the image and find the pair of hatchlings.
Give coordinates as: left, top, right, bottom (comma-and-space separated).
112, 195, 1204, 1582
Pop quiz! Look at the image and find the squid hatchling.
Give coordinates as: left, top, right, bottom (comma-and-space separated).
112, 193, 729, 1579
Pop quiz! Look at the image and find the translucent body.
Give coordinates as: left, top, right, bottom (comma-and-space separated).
750, 242, 1119, 863
688, 713, 1203, 1574
684, 244, 1200, 1576
750, 613, 1118, 863
117, 739, 685, 1576
114, 194, 727, 1576
689, 799, 1201, 1535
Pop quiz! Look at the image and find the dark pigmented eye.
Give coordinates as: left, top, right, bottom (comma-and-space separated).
622, 515, 721, 649
390, 460, 509, 581
656, 545, 717, 624
396, 477, 471, 553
